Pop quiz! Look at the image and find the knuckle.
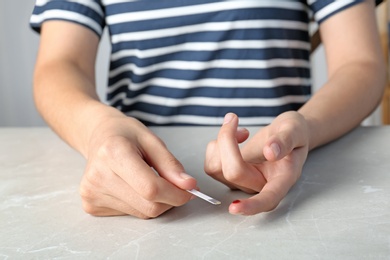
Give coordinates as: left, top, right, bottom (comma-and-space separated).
81, 202, 100, 216
140, 183, 159, 201
204, 142, 221, 175
79, 178, 104, 214
204, 158, 221, 176
79, 181, 95, 201
96, 136, 124, 159
223, 167, 244, 183
217, 130, 231, 142
83, 168, 106, 190
144, 204, 164, 219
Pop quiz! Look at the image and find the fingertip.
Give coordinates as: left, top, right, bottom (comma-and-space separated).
236, 127, 250, 143
228, 200, 246, 215
178, 173, 197, 190
223, 112, 236, 125
229, 195, 279, 216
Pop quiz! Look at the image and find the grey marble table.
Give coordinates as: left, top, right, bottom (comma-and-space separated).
1, 127, 389, 259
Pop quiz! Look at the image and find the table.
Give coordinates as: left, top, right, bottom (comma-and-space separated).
1, 127, 389, 259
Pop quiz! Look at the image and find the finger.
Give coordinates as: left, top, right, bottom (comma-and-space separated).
242, 112, 309, 164
80, 170, 174, 218
263, 116, 308, 162
81, 200, 145, 218
118, 159, 193, 206
204, 140, 241, 190
240, 134, 268, 164
81, 193, 170, 219
142, 136, 197, 191
242, 128, 304, 164
236, 127, 250, 143
228, 175, 294, 215
103, 140, 194, 206
204, 127, 249, 177
204, 132, 258, 193
218, 113, 264, 189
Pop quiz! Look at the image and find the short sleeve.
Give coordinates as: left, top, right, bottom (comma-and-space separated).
309, 0, 365, 24
30, 0, 105, 37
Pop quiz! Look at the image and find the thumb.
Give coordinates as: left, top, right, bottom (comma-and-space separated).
263, 129, 305, 162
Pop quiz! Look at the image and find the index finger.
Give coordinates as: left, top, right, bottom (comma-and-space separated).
108, 139, 193, 206
228, 174, 295, 215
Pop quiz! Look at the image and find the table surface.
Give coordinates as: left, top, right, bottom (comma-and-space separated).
1, 127, 389, 259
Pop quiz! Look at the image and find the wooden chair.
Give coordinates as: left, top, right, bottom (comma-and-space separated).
311, 0, 390, 125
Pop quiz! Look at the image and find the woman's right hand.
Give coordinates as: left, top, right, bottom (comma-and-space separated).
79, 115, 197, 218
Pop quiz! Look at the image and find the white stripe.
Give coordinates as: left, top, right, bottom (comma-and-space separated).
126, 111, 274, 125
35, 0, 52, 6
314, 0, 356, 22
30, 10, 103, 35
34, 0, 103, 16
109, 59, 310, 78
108, 77, 311, 94
103, 0, 138, 4
111, 40, 310, 61
109, 93, 308, 107
111, 20, 308, 44
107, 1, 306, 24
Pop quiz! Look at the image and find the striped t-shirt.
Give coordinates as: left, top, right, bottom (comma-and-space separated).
30, 0, 364, 126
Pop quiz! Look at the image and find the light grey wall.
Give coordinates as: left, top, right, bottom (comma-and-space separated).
0, 0, 110, 127
0, 0, 44, 126
0, 0, 381, 126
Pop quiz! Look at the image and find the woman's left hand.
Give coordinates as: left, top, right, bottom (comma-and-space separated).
204, 112, 309, 215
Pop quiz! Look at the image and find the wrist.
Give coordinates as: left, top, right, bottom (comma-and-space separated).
77, 102, 127, 158
298, 111, 321, 151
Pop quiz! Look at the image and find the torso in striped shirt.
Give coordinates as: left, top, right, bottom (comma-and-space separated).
30, 0, 364, 125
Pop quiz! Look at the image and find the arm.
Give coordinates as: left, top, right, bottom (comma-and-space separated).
34, 21, 196, 218
204, 0, 385, 215
300, 0, 386, 150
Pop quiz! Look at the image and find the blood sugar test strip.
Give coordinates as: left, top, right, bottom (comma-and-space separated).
187, 189, 221, 205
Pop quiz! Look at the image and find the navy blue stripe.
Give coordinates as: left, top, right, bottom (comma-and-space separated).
110, 48, 310, 71
108, 66, 310, 86
310, 0, 364, 24
31, 1, 105, 36
111, 28, 309, 53
107, 84, 311, 101
109, 8, 308, 35
106, 0, 221, 14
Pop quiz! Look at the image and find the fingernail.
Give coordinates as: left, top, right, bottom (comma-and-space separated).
270, 143, 280, 158
223, 113, 234, 125
237, 127, 247, 133
232, 200, 241, 204
180, 172, 193, 180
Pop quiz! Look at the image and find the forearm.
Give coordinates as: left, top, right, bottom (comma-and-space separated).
33, 61, 125, 158
299, 60, 386, 150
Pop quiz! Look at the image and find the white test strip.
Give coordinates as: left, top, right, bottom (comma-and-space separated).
186, 189, 221, 205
